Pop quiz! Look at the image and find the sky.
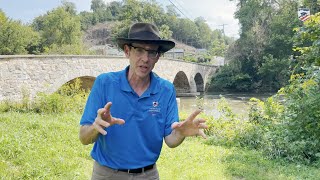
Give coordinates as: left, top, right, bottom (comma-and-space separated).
0, 0, 240, 38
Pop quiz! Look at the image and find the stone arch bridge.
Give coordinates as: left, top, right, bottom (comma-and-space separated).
0, 55, 218, 101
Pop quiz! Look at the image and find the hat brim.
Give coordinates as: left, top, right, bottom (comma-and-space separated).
116, 38, 175, 53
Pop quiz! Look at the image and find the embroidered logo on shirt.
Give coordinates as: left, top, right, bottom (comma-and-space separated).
153, 101, 159, 107
149, 101, 160, 115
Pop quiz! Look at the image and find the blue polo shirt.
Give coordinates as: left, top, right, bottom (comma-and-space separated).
80, 66, 179, 169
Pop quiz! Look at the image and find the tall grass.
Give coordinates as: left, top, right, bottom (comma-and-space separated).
1, 111, 320, 179
0, 112, 93, 179
1, 79, 320, 179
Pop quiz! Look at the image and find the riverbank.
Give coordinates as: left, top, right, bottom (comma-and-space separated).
1, 111, 319, 179
178, 92, 274, 118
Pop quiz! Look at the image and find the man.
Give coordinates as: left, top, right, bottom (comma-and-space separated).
79, 22, 207, 180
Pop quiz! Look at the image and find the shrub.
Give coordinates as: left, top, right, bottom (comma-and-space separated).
204, 97, 260, 148
0, 78, 89, 114
247, 67, 320, 163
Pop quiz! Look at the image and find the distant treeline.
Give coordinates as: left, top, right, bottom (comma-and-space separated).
0, 0, 232, 58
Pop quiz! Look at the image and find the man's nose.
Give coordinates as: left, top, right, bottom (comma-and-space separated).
141, 51, 150, 62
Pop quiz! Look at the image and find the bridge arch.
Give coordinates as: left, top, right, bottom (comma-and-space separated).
173, 71, 190, 94
57, 76, 96, 93
194, 73, 204, 92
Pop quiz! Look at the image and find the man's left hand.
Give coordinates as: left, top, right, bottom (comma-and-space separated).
171, 109, 208, 139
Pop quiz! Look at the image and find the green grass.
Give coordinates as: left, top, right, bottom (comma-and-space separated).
0, 112, 93, 179
1, 112, 320, 180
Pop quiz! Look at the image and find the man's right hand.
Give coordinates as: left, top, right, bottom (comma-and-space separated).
93, 102, 125, 135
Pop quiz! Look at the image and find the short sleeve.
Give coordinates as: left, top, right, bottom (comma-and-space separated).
164, 85, 179, 136
80, 75, 105, 125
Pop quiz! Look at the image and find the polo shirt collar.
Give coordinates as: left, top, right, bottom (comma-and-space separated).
120, 66, 160, 95
120, 66, 132, 92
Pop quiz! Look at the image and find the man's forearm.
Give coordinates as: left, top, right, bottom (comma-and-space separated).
164, 129, 185, 148
79, 125, 100, 145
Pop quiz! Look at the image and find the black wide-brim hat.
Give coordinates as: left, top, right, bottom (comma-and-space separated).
116, 22, 175, 53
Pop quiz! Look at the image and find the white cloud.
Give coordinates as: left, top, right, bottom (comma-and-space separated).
178, 0, 239, 38
156, 0, 239, 38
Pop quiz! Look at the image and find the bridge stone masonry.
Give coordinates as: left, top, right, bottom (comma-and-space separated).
0, 55, 218, 101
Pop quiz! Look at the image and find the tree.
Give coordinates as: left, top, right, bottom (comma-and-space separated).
32, 7, 84, 54
194, 17, 212, 48
79, 11, 96, 30
107, 1, 122, 19
62, 0, 77, 15
303, 0, 320, 14
0, 11, 40, 55
212, 0, 301, 92
174, 18, 199, 46
293, 12, 320, 66
159, 24, 172, 39
247, 12, 320, 163
118, 0, 165, 24
91, 0, 107, 12
210, 39, 227, 57
166, 4, 180, 17
0, 10, 7, 25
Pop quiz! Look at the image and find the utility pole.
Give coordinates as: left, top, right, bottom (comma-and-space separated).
217, 24, 228, 38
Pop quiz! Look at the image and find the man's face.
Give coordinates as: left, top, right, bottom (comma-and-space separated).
124, 43, 160, 79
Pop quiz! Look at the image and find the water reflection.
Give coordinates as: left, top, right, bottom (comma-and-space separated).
178, 93, 273, 119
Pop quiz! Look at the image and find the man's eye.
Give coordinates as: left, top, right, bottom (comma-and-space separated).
136, 48, 145, 53
149, 51, 157, 56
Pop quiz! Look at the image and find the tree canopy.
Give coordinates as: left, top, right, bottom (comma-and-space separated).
1, 0, 230, 57
208, 0, 312, 92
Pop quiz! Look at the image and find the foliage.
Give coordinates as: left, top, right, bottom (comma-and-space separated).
158, 24, 172, 39
303, 0, 320, 15
207, 61, 253, 92
217, 0, 300, 92
0, 78, 89, 114
80, 0, 121, 30
210, 38, 227, 57
1, 111, 320, 179
91, 0, 107, 12
247, 69, 320, 163
61, 0, 77, 15
203, 97, 258, 148
32, 6, 85, 54
0, 11, 40, 55
293, 12, 320, 67
0, 9, 7, 24
258, 54, 291, 91
2, 0, 231, 59
243, 13, 320, 163
182, 55, 197, 63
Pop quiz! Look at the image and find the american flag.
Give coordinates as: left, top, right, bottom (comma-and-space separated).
298, 8, 311, 22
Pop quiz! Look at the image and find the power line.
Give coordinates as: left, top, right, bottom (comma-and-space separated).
170, 0, 194, 19
167, 0, 192, 21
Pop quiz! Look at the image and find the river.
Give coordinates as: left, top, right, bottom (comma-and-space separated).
177, 93, 274, 119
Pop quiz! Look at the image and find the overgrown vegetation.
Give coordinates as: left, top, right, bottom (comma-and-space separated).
208, 0, 317, 92
205, 12, 320, 164
1, 96, 320, 179
0, 78, 88, 114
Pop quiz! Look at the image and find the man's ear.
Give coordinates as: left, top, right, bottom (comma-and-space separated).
124, 45, 130, 58
155, 53, 162, 63
155, 57, 159, 63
